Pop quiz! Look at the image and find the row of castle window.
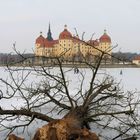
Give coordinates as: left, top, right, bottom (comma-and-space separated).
60, 44, 71, 46
36, 50, 100, 57
36, 45, 109, 55
59, 40, 71, 43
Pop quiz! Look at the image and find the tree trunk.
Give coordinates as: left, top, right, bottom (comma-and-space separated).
32, 107, 99, 140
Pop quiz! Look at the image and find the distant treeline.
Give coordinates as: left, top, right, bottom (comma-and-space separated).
0, 53, 34, 65
112, 52, 138, 62
0, 52, 138, 65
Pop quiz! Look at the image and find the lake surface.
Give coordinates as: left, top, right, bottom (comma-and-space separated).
0, 67, 140, 139
0, 67, 139, 90
104, 68, 140, 90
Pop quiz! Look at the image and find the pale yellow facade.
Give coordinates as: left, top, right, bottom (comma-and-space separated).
132, 60, 140, 65
35, 26, 112, 61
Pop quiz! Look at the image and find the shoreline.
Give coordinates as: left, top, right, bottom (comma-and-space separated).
0, 63, 140, 68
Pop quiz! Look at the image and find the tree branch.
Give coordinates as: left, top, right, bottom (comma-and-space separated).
0, 109, 54, 122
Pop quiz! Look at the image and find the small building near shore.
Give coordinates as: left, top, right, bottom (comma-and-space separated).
132, 56, 140, 65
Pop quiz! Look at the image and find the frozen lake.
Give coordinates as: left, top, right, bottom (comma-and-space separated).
102, 68, 140, 91
0, 67, 140, 139
0, 67, 139, 92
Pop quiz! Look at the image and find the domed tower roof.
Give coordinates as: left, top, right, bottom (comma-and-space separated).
99, 30, 111, 43
36, 32, 45, 45
59, 25, 72, 39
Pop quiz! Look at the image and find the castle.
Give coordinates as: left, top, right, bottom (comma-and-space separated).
35, 24, 112, 62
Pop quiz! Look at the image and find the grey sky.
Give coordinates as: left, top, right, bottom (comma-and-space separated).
0, 0, 140, 53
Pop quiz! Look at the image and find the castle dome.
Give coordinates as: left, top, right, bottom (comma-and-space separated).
99, 30, 111, 43
59, 25, 72, 39
36, 32, 45, 45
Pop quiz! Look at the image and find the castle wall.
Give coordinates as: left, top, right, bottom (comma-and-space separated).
35, 27, 112, 61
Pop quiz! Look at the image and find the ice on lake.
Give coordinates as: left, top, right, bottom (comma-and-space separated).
0, 67, 140, 139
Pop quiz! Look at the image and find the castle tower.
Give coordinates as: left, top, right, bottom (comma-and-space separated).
47, 23, 53, 41
99, 29, 112, 57
35, 31, 45, 56
58, 25, 73, 59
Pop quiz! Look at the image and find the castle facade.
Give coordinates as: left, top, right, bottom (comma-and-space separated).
35, 24, 112, 62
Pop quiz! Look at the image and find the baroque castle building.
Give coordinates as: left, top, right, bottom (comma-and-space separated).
35, 24, 112, 62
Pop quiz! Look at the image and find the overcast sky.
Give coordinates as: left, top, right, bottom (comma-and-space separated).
0, 0, 140, 53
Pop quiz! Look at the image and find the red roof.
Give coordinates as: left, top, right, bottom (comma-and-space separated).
133, 56, 140, 60
59, 26, 72, 39
72, 36, 83, 43
36, 35, 45, 45
45, 40, 58, 48
36, 35, 58, 48
99, 30, 111, 43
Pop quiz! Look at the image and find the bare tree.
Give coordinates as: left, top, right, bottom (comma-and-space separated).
0, 39, 140, 140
